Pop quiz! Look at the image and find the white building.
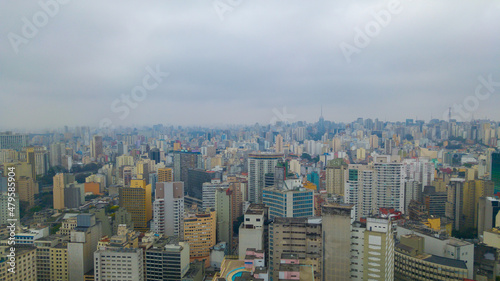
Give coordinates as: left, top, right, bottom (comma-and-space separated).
238, 204, 267, 259
248, 153, 283, 203
202, 179, 229, 210
152, 182, 184, 237
94, 247, 144, 281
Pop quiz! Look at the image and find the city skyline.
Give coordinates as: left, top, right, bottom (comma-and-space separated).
1, 1, 500, 130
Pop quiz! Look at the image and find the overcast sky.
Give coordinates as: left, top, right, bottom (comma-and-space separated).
1, 0, 499, 130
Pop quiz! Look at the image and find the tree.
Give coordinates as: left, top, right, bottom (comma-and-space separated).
301, 153, 312, 161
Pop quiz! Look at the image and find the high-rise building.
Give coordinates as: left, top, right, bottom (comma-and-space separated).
0, 131, 28, 150
26, 147, 36, 180
17, 176, 36, 207
144, 237, 191, 281
149, 148, 161, 164
50, 243, 68, 281
446, 178, 466, 231
50, 142, 65, 167
53, 173, 75, 210
94, 248, 144, 281
462, 180, 494, 230
322, 204, 354, 280
119, 179, 152, 232
91, 135, 103, 159
345, 164, 376, 220
173, 151, 202, 182
215, 187, 233, 253
152, 182, 184, 237
404, 180, 422, 213
68, 214, 103, 281
202, 180, 229, 210
262, 187, 314, 219
275, 134, 283, 153
157, 167, 173, 183
238, 203, 268, 260
422, 186, 447, 217
33, 235, 65, 281
492, 152, 500, 193
248, 153, 283, 203
325, 159, 347, 195
187, 168, 221, 200
269, 217, 323, 281
478, 196, 500, 237
183, 210, 216, 262
373, 155, 404, 212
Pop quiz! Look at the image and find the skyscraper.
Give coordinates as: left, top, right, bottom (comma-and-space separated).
491, 152, 500, 193
91, 135, 103, 159
248, 153, 283, 203
119, 179, 152, 232
53, 173, 75, 210
173, 151, 202, 182
158, 167, 173, 183
152, 182, 184, 237
183, 210, 216, 263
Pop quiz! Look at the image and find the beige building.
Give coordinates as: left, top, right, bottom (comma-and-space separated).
325, 159, 347, 195
0, 246, 37, 281
269, 217, 323, 281
50, 243, 68, 281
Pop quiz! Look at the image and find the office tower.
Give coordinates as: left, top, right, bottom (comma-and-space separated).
345, 164, 375, 220
322, 204, 354, 281
26, 147, 36, 179
202, 180, 229, 210
0, 131, 28, 150
173, 151, 202, 182
422, 186, 447, 217
215, 187, 233, 253
274, 134, 283, 153
446, 178, 465, 230
183, 210, 216, 262
136, 161, 150, 184
0, 246, 37, 281
404, 180, 422, 213
269, 217, 322, 281
262, 187, 314, 219
478, 197, 500, 237
113, 207, 135, 234
369, 134, 379, 149
53, 173, 75, 210
94, 248, 144, 281
248, 153, 283, 203
325, 158, 347, 195
68, 214, 103, 281
149, 148, 161, 164
91, 135, 103, 159
50, 243, 68, 281
33, 146, 49, 177
462, 180, 494, 230
152, 182, 185, 237
158, 167, 173, 183
117, 141, 127, 156
394, 234, 468, 280
239, 204, 268, 259
17, 176, 35, 207
373, 155, 404, 212
228, 180, 244, 222
188, 168, 222, 200
145, 237, 191, 281
119, 179, 152, 232
492, 152, 500, 193
64, 183, 84, 209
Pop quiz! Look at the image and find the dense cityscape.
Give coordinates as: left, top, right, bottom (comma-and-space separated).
2, 0, 500, 280
0, 116, 499, 280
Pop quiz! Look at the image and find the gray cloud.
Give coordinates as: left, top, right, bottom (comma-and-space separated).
1, 0, 499, 130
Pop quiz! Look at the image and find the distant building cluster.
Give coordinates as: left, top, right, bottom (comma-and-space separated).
0, 117, 500, 280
